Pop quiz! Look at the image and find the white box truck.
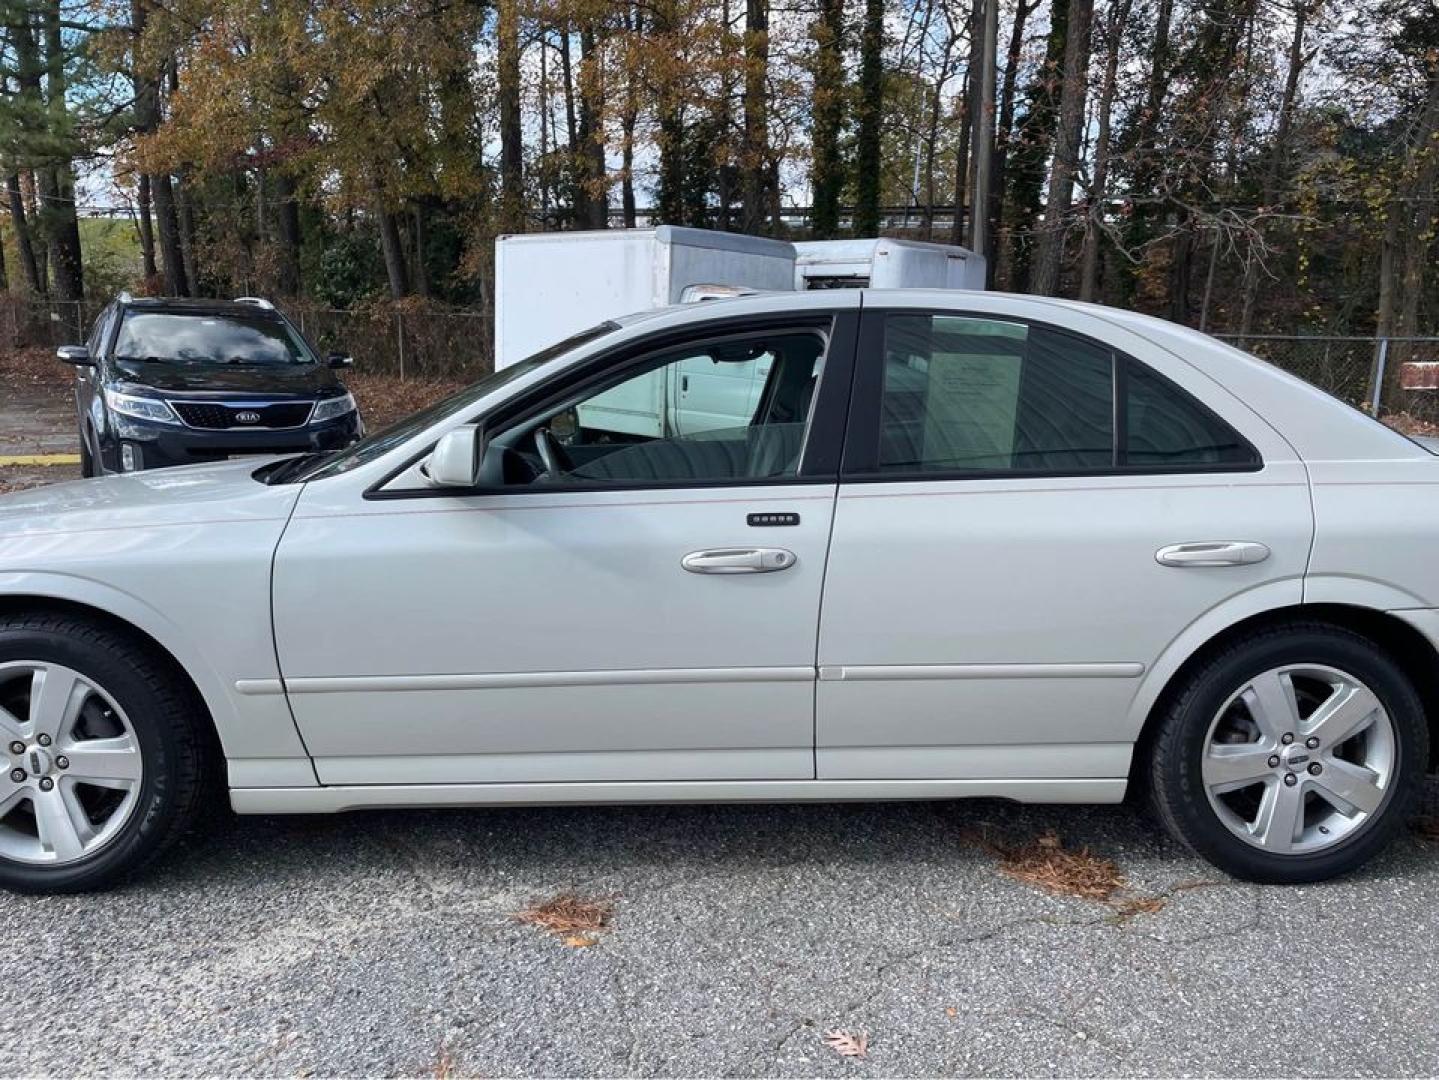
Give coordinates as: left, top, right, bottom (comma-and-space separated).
495, 227, 796, 440
494, 227, 795, 370
793, 237, 986, 291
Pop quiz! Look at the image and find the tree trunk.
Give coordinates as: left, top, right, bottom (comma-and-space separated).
274, 172, 302, 296
40, 0, 83, 301
136, 173, 157, 280
809, 0, 845, 238
949, 89, 970, 245
6, 174, 42, 294
131, 0, 188, 295
1396, 59, 1439, 338
852, 0, 885, 237
1004, 0, 1068, 291
990, 0, 1035, 271
575, 24, 608, 229
497, 0, 524, 231
377, 203, 410, 298
411, 202, 430, 297
1078, 0, 1129, 302
740, 0, 770, 234
968, 0, 998, 264
1030, 0, 1093, 295
175, 171, 199, 295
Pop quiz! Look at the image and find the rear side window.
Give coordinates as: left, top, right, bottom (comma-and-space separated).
1122, 361, 1256, 466
852, 312, 1258, 477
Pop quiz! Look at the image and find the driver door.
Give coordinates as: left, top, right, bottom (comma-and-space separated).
271, 313, 855, 786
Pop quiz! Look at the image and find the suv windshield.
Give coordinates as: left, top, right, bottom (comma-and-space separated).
114, 311, 314, 366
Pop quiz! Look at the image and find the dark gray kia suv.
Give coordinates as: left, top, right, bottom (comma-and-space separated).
57, 295, 363, 475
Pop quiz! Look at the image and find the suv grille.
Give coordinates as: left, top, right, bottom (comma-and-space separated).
171, 401, 314, 430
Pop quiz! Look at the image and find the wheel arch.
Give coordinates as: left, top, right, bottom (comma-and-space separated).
1131, 602, 1439, 784
0, 589, 229, 765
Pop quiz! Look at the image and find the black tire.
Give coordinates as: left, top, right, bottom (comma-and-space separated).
0, 612, 211, 893
79, 428, 96, 478
1149, 621, 1428, 884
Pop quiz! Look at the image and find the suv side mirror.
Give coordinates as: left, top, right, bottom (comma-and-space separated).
56, 345, 93, 366
327, 352, 353, 369
423, 425, 484, 488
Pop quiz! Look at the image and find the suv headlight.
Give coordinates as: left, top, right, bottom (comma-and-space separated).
104, 389, 179, 425
311, 392, 357, 423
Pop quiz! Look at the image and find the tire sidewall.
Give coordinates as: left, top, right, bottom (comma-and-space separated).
1158, 628, 1428, 883
0, 625, 182, 893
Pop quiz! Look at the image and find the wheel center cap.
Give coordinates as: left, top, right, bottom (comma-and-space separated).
26, 747, 53, 776
1279, 744, 1311, 771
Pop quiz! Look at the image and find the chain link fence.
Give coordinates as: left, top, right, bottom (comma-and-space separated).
1215, 335, 1439, 430
4, 297, 1439, 424
0, 296, 494, 380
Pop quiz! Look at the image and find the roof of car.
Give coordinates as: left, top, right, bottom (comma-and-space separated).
119, 296, 283, 316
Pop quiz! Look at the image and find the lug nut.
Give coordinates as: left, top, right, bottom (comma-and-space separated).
1281, 733, 1295, 745
36, 734, 51, 747
55, 756, 68, 770
7, 741, 22, 756
38, 777, 53, 792
1305, 736, 1319, 749
1308, 762, 1322, 775
1268, 755, 1281, 768
8, 768, 24, 783
1283, 773, 1298, 787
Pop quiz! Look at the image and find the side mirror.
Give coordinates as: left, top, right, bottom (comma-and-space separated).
56, 345, 93, 366
327, 352, 353, 369
423, 424, 484, 488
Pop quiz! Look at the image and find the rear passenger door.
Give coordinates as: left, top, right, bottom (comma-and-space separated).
815, 304, 1314, 782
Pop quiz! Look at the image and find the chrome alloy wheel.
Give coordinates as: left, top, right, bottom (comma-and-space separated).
0, 662, 144, 866
1202, 664, 1397, 855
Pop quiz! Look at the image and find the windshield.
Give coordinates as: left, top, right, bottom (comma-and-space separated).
114, 311, 314, 366
292, 321, 621, 482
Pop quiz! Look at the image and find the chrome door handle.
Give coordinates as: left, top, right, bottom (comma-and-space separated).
1156, 541, 1270, 567
682, 547, 796, 574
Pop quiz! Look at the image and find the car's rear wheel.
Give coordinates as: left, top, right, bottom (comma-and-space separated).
0, 613, 210, 893
1149, 623, 1428, 883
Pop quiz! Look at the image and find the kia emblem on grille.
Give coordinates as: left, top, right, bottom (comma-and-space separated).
234, 410, 261, 424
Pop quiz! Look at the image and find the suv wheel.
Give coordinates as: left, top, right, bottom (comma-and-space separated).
0, 613, 210, 893
1149, 622, 1428, 883
79, 428, 96, 478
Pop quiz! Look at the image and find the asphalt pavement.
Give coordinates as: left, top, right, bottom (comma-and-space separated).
1, 789, 1436, 1077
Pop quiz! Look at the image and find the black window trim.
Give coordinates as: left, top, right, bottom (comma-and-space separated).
840, 307, 1263, 483
364, 308, 861, 501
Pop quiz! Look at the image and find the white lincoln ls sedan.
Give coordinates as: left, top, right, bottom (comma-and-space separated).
0, 289, 1433, 892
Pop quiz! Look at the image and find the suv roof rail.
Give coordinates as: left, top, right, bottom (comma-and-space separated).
233, 296, 275, 310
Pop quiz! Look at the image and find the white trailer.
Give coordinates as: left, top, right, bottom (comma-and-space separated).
494, 227, 795, 370
793, 237, 986, 291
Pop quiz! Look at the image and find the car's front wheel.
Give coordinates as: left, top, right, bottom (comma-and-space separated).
0, 613, 210, 893
1149, 622, 1428, 883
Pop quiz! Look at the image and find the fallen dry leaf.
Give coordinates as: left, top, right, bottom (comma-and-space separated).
515, 892, 615, 938
968, 829, 1126, 902
822, 1029, 869, 1058
563, 933, 600, 948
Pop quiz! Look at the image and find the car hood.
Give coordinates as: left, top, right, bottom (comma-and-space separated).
0, 458, 302, 544
113, 361, 342, 397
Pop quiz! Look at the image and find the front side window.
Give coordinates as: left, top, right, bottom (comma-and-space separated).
114, 312, 314, 367
487, 330, 826, 487
858, 312, 1257, 477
